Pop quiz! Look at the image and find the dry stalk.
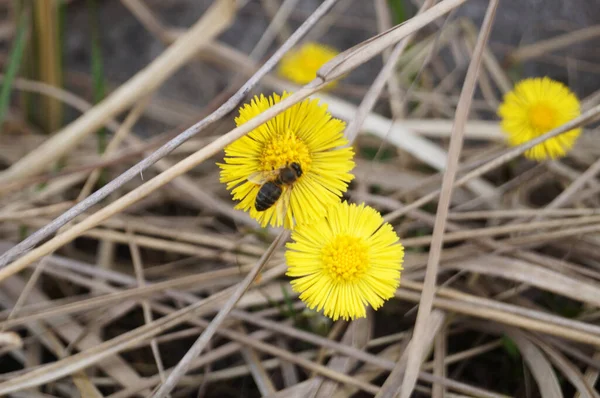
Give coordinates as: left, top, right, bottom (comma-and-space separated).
510, 25, 600, 64
0, 277, 242, 394
542, 156, 600, 211
150, 230, 288, 397
251, 0, 300, 60
432, 322, 447, 398
376, 310, 446, 397
402, 214, 600, 247
398, 1, 499, 397
531, 335, 599, 398
397, 283, 600, 346
490, 325, 561, 398
344, 0, 435, 143
317, 0, 470, 82
374, 0, 405, 117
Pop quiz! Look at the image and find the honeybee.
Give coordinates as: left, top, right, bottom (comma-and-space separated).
249, 162, 302, 214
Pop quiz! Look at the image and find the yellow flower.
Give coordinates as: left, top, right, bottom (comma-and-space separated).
219, 92, 355, 229
498, 77, 581, 161
286, 202, 404, 321
278, 42, 339, 86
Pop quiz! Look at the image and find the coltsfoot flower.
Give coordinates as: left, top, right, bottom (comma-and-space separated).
219, 92, 355, 229
286, 201, 404, 321
498, 77, 581, 161
278, 42, 339, 86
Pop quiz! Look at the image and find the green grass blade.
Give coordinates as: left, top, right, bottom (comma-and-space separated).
58, 0, 66, 91
0, 10, 29, 129
388, 0, 408, 24
87, 0, 107, 154
86, 0, 109, 187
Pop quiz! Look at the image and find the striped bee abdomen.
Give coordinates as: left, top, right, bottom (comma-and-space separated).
255, 181, 283, 211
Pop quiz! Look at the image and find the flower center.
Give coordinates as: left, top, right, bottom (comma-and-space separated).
529, 103, 556, 132
322, 235, 369, 283
303, 57, 322, 71
260, 129, 311, 172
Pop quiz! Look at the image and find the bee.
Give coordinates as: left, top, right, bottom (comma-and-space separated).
249, 162, 302, 214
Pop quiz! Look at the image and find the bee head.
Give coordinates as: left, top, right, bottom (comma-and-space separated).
290, 162, 302, 177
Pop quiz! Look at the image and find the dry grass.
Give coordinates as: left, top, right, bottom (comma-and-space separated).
1, 0, 600, 397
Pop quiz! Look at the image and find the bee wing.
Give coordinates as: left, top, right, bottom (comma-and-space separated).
247, 170, 278, 185
275, 185, 293, 226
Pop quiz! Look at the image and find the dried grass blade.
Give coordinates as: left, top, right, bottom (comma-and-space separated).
239, 327, 277, 395
399, 1, 499, 397
576, 352, 600, 398
128, 230, 167, 385
510, 25, 600, 64
383, 101, 600, 224
264, 380, 321, 398
376, 310, 446, 398
0, 287, 234, 395
303, 92, 497, 198
232, 310, 393, 371
0, 331, 21, 348
532, 336, 600, 398
453, 255, 600, 307
397, 285, 600, 346
432, 323, 447, 398
0, 0, 237, 183
543, 156, 600, 211
1, 275, 149, 393
318, 0, 470, 82
77, 97, 150, 201
344, 0, 435, 142
504, 328, 562, 398
150, 230, 288, 397
310, 317, 372, 397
